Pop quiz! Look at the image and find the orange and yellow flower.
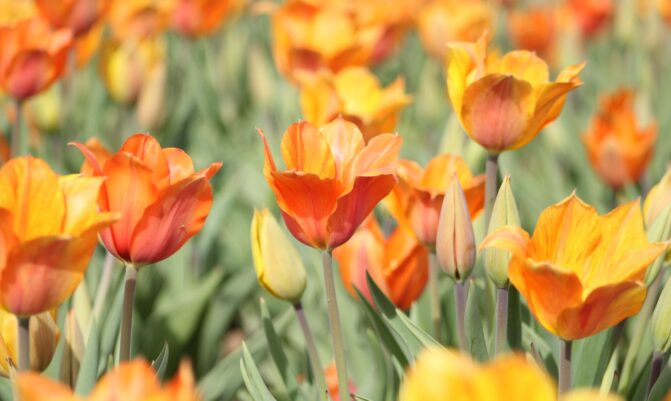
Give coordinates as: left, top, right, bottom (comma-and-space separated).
260, 117, 401, 250
0, 310, 59, 376
106, 0, 173, 41
481, 194, 666, 340
72, 134, 221, 267
0, 17, 72, 100
299, 67, 411, 142
0, 156, 116, 315
333, 216, 428, 310
17, 358, 200, 401
34, 0, 108, 38
445, 34, 584, 153
583, 89, 656, 190
387, 154, 485, 249
563, 0, 613, 38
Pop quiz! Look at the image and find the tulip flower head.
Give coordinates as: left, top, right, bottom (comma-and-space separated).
259, 117, 401, 250
0, 310, 59, 376
172, 0, 243, 37
564, 0, 613, 38
35, 0, 109, 38
72, 134, 221, 267
483, 176, 520, 288
0, 157, 117, 315
507, 7, 556, 59
333, 216, 429, 310
481, 194, 666, 340
583, 89, 656, 190
445, 34, 584, 153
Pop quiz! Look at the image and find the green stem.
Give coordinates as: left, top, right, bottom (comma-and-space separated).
455, 281, 468, 352
559, 339, 572, 395
494, 287, 509, 354
429, 253, 441, 342
17, 317, 30, 371
10, 99, 24, 156
322, 251, 350, 401
294, 303, 328, 400
646, 351, 664, 400
119, 265, 137, 363
93, 251, 116, 321
484, 154, 500, 227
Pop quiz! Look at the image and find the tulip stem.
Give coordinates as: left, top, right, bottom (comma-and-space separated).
322, 251, 350, 401
646, 351, 664, 399
455, 281, 468, 352
559, 339, 572, 395
10, 99, 24, 157
17, 317, 30, 371
494, 287, 509, 354
294, 303, 327, 400
93, 251, 117, 321
484, 153, 500, 227
429, 253, 441, 342
119, 265, 137, 363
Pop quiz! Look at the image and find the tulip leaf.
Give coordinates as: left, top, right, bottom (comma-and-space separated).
507, 287, 522, 351
645, 205, 671, 285
240, 343, 278, 401
648, 357, 671, 401
151, 342, 170, 381
75, 320, 100, 396
99, 277, 125, 368
465, 281, 489, 361
572, 328, 613, 387
354, 395, 374, 401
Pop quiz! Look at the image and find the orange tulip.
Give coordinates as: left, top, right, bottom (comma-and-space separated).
564, 0, 613, 38
416, 0, 493, 60
508, 7, 556, 59
445, 34, 584, 153
333, 216, 429, 310
172, 0, 243, 37
583, 89, 656, 190
260, 117, 401, 250
107, 0, 172, 41
387, 154, 485, 249
0, 17, 72, 100
72, 133, 221, 267
325, 362, 357, 401
17, 358, 200, 401
0, 156, 116, 315
299, 66, 411, 142
34, 0, 108, 38
481, 194, 666, 340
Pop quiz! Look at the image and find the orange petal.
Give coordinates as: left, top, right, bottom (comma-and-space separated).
6, 50, 54, 100
461, 74, 535, 152
16, 372, 77, 401
119, 133, 171, 188
59, 174, 117, 237
490, 50, 550, 88
88, 360, 161, 401
280, 120, 336, 179
352, 133, 402, 177
417, 154, 473, 196
319, 117, 365, 184
384, 226, 429, 310
129, 176, 214, 266
524, 81, 581, 149
464, 174, 485, 218
69, 140, 105, 176
163, 147, 195, 184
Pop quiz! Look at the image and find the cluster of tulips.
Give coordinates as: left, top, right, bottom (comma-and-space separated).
0, 0, 670, 401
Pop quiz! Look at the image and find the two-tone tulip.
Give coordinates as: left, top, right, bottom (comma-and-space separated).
0, 311, 59, 376
483, 176, 520, 288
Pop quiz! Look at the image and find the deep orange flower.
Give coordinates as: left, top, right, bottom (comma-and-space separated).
387, 154, 485, 249
0, 17, 72, 100
260, 117, 401, 250
73, 133, 221, 267
583, 89, 656, 190
445, 34, 584, 153
0, 157, 116, 315
299, 66, 411, 142
34, 0, 108, 38
508, 7, 556, 59
17, 358, 200, 401
564, 0, 613, 37
333, 216, 429, 310
481, 194, 666, 340
172, 0, 243, 37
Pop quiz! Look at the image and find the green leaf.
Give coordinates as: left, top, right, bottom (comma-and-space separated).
260, 300, 301, 401
75, 320, 99, 396
572, 329, 613, 387
648, 356, 671, 401
151, 342, 170, 381
465, 282, 489, 361
240, 343, 278, 401
99, 277, 124, 367
507, 287, 522, 351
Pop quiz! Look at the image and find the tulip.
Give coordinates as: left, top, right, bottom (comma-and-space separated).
481, 194, 666, 340
507, 7, 556, 59
172, 0, 243, 37
333, 216, 429, 310
34, 0, 108, 38
387, 153, 485, 249
72, 133, 221, 267
0, 156, 117, 315
259, 117, 401, 250
416, 0, 494, 60
251, 209, 307, 303
106, 0, 172, 40
445, 34, 584, 154
0, 310, 59, 376
17, 359, 200, 400
299, 67, 411, 142
0, 18, 72, 100
26, 85, 61, 135
483, 176, 520, 288
564, 0, 613, 38
583, 89, 656, 190
325, 362, 357, 401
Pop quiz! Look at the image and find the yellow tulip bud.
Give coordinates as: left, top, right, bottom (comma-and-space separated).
644, 167, 671, 226
652, 276, 671, 353
0, 310, 59, 376
137, 61, 166, 129
251, 209, 307, 303
483, 176, 520, 288
436, 175, 476, 282
26, 85, 61, 134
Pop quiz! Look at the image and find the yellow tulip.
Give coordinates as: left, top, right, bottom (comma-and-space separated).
0, 310, 59, 376
251, 209, 307, 303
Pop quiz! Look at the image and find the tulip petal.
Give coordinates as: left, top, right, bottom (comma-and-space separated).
16, 372, 76, 401
129, 176, 214, 266
491, 51, 550, 88
461, 74, 535, 152
163, 147, 195, 184
69, 140, 105, 176
88, 360, 161, 400
479, 225, 530, 256
523, 81, 581, 148
6, 50, 54, 100
281, 120, 336, 179
119, 133, 171, 187
445, 41, 480, 116
417, 154, 473, 196
464, 174, 485, 218
352, 133, 402, 176
320, 117, 365, 183
59, 174, 117, 237
384, 226, 429, 310
483, 355, 556, 401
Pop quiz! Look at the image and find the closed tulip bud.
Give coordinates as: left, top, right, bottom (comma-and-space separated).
644, 167, 671, 226
436, 175, 476, 282
251, 209, 307, 303
26, 86, 61, 134
0, 311, 59, 376
651, 277, 671, 353
483, 176, 520, 288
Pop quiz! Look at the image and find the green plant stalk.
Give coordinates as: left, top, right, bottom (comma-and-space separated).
455, 281, 468, 352
429, 253, 441, 342
559, 339, 572, 395
646, 350, 664, 400
494, 287, 509, 354
322, 251, 350, 401
294, 303, 328, 400
484, 153, 500, 227
17, 317, 30, 371
93, 251, 116, 320
10, 99, 25, 156
119, 264, 137, 363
